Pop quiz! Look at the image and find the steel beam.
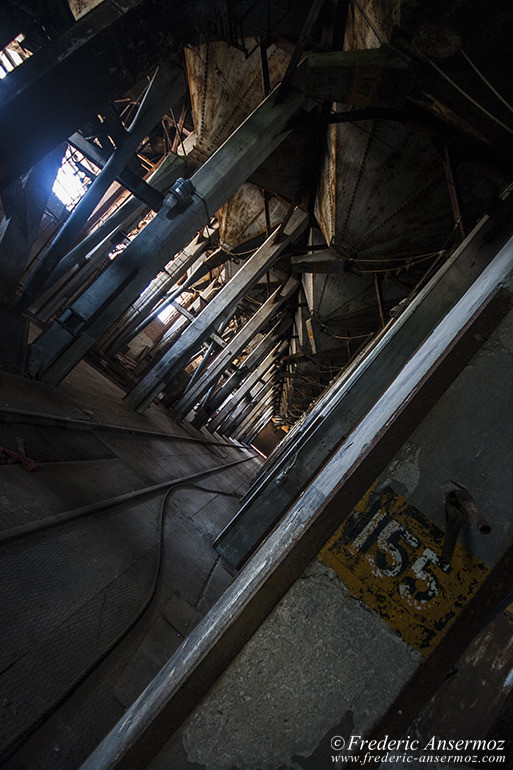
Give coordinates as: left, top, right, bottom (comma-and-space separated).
226, 378, 276, 439
28, 83, 308, 385
232, 392, 275, 441
21, 64, 185, 303
0, 0, 178, 191
244, 408, 274, 445
220, 366, 277, 437
291, 250, 346, 273
209, 342, 286, 434
40, 150, 188, 299
0, 144, 65, 303
79, 235, 513, 770
172, 278, 298, 419
299, 48, 416, 106
240, 401, 275, 442
125, 210, 307, 411
104, 226, 217, 355
214, 198, 513, 568
204, 316, 292, 427
133, 278, 220, 366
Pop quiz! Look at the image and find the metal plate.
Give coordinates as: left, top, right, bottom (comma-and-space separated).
319, 484, 489, 655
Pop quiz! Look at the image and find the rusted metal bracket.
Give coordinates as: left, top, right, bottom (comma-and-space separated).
441, 485, 492, 565
441, 490, 468, 565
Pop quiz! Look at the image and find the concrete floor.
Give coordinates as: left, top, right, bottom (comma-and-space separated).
0, 361, 261, 768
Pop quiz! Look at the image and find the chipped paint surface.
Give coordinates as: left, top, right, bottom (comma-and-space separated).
382, 442, 421, 497
319, 484, 489, 655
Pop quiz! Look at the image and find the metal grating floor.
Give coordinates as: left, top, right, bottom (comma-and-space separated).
0, 423, 117, 463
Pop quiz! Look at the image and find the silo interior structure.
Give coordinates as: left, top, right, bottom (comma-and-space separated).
1, 1, 513, 767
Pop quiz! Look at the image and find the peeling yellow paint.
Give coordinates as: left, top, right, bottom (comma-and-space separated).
318, 484, 489, 655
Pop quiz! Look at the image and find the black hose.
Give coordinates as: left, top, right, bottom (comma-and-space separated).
1, 476, 240, 763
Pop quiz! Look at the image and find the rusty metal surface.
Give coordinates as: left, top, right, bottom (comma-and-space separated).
185, 40, 290, 159
315, 118, 453, 262
344, 0, 401, 50
217, 183, 288, 249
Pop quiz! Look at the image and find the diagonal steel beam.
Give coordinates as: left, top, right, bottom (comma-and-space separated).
125, 210, 307, 411
28, 83, 308, 386
21, 64, 185, 303
208, 341, 286, 434
203, 315, 292, 427
0, 144, 65, 303
232, 390, 275, 441
39, 149, 188, 300
216, 364, 277, 436
225, 378, 276, 438
214, 199, 513, 568
172, 278, 298, 419
103, 226, 218, 355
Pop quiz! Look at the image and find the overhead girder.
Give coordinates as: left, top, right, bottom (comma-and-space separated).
216, 369, 277, 437
21, 63, 186, 304
103, 225, 218, 356
234, 396, 275, 443
25, 44, 427, 393
204, 315, 293, 424
37, 148, 189, 303
227, 378, 276, 439
0, 0, 313, 192
125, 210, 307, 412
172, 277, 298, 420
0, 144, 65, 304
132, 277, 222, 369
244, 404, 275, 444
208, 341, 287, 434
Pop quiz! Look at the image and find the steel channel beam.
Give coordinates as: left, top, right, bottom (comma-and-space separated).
204, 315, 293, 425
172, 278, 298, 419
104, 227, 217, 355
133, 280, 221, 375
209, 345, 284, 434
226, 379, 275, 439
125, 210, 307, 412
244, 408, 274, 444
239, 402, 274, 443
220, 368, 277, 436
234, 398, 274, 442
214, 201, 513, 567
28, 83, 308, 386
206, 347, 282, 433
41, 150, 188, 297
